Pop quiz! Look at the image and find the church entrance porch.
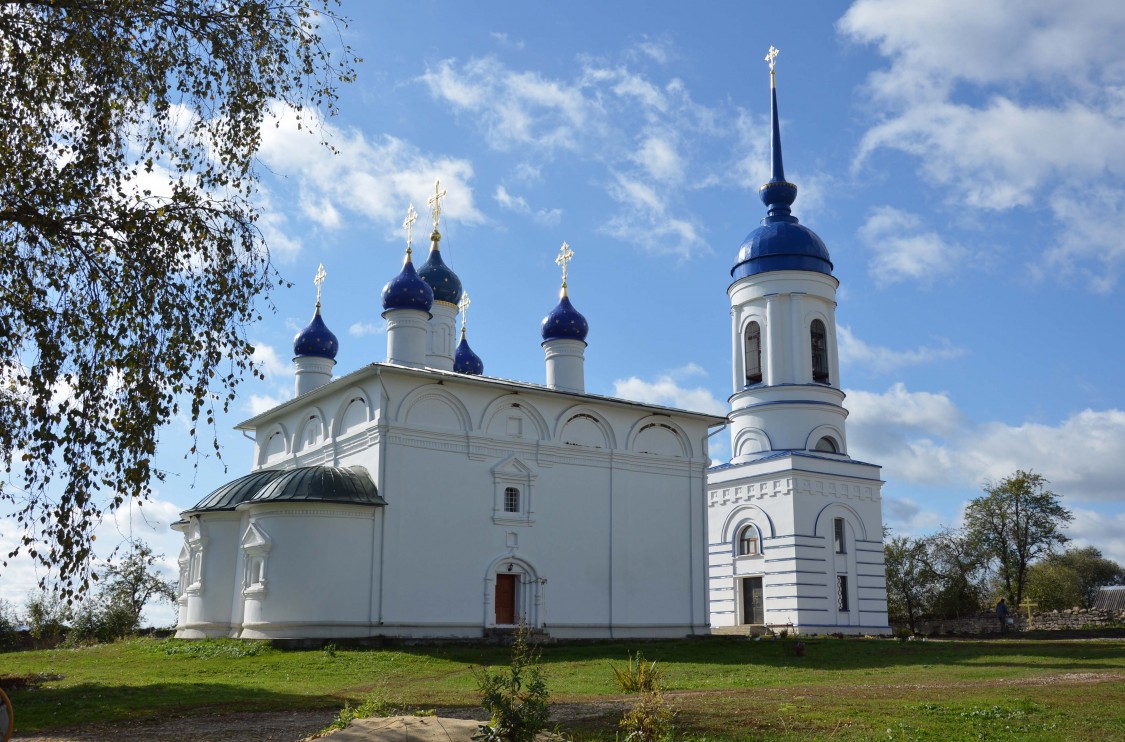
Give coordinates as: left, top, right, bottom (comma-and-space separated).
741, 576, 764, 625
495, 573, 518, 625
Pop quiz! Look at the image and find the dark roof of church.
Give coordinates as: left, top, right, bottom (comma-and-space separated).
185, 466, 385, 514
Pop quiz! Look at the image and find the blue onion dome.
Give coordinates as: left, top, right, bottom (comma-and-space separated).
418, 231, 463, 305
381, 251, 434, 312
731, 54, 833, 282
454, 330, 484, 375
293, 306, 339, 359
541, 292, 589, 343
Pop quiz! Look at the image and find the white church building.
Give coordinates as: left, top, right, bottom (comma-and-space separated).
173, 53, 889, 640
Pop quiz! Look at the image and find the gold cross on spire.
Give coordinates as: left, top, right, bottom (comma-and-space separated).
427, 178, 448, 233
402, 203, 418, 255
313, 263, 327, 308
765, 45, 779, 72
458, 291, 471, 335
555, 241, 574, 295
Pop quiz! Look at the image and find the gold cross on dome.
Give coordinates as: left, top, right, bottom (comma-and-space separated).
427, 178, 448, 231
765, 45, 779, 73
313, 263, 327, 307
402, 203, 418, 254
555, 241, 574, 289
458, 291, 471, 333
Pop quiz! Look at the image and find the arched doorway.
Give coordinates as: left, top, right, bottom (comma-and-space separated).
485, 556, 543, 628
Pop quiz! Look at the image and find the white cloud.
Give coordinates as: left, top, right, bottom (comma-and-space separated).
1043, 186, 1125, 293
251, 341, 289, 380
348, 321, 385, 338
846, 383, 1125, 504
839, 0, 1125, 287
495, 184, 529, 213
0, 492, 187, 627
858, 206, 967, 285
883, 496, 945, 535
420, 54, 735, 258
633, 135, 683, 183
633, 39, 673, 66
603, 173, 705, 258
494, 185, 563, 225
248, 394, 284, 416
258, 107, 483, 235
613, 372, 726, 416
1069, 508, 1125, 566
838, 325, 966, 373
490, 32, 525, 50
420, 57, 591, 152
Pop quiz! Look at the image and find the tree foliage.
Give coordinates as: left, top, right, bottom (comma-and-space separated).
884, 533, 935, 632
473, 624, 550, 742
100, 541, 177, 630
964, 470, 1072, 607
884, 527, 991, 627
923, 527, 991, 619
1027, 546, 1124, 610
0, 1, 357, 599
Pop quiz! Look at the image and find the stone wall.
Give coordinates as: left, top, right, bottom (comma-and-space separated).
899, 607, 1125, 636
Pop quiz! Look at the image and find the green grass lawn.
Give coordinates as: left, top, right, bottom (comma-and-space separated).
2, 636, 1124, 740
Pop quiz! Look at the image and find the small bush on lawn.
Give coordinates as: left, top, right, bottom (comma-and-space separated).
612, 651, 664, 693
619, 689, 675, 742
473, 623, 550, 742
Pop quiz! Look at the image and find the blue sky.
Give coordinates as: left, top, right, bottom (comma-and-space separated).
5, 0, 1125, 625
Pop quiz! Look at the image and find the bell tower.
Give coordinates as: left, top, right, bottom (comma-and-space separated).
727, 46, 846, 463
707, 47, 888, 636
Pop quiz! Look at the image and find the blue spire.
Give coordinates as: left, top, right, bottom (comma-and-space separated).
731, 47, 832, 281
758, 60, 798, 221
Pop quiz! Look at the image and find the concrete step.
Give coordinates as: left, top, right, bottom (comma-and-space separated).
711, 624, 771, 636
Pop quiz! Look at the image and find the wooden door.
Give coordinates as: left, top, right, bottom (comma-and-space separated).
495, 574, 517, 625
742, 577, 763, 624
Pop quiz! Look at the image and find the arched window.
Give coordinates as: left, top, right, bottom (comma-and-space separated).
811, 319, 829, 383
504, 487, 520, 513
744, 322, 763, 385
737, 525, 760, 556
814, 436, 838, 453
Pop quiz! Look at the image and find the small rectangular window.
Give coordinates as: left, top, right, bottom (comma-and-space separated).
504, 487, 520, 513
834, 518, 846, 554
837, 575, 849, 612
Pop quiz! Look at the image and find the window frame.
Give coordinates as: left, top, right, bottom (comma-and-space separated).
833, 517, 846, 554
811, 319, 830, 384
837, 575, 849, 612
744, 321, 763, 385
737, 525, 761, 557
503, 486, 521, 513
492, 456, 537, 526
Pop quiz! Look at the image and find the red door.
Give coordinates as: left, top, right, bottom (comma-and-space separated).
495, 574, 517, 625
